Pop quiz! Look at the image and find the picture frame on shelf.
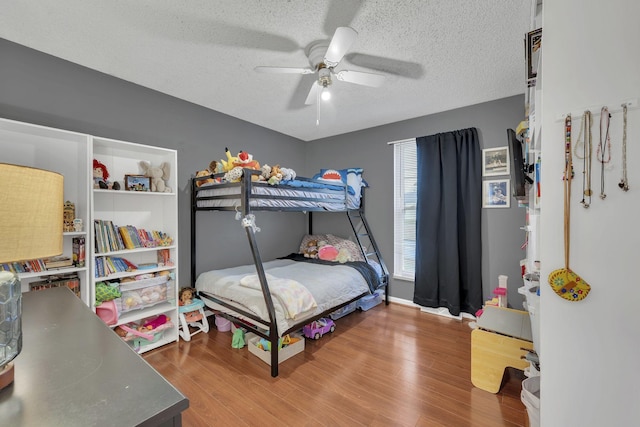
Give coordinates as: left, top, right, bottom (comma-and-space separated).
125, 175, 151, 192
483, 179, 510, 208
526, 28, 542, 87
482, 146, 510, 177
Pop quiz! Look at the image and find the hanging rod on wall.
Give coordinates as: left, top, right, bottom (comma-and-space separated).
555, 98, 638, 122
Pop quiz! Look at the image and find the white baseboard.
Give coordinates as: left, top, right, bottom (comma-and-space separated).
387, 296, 475, 321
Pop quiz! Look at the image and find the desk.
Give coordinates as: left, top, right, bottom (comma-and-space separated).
0, 287, 188, 426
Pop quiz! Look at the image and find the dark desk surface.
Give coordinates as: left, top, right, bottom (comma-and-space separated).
0, 287, 188, 426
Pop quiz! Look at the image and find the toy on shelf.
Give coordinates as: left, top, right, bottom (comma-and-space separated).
93, 159, 120, 190
302, 318, 335, 340
139, 161, 171, 193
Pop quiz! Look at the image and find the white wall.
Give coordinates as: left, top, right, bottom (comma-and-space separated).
541, 2, 640, 425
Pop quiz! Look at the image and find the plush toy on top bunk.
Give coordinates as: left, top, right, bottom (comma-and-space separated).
221, 148, 262, 182
195, 160, 221, 187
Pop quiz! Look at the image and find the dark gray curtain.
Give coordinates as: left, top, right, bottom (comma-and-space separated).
413, 127, 483, 316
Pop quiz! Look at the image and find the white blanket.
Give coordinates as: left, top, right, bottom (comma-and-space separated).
195, 259, 370, 335
239, 273, 317, 320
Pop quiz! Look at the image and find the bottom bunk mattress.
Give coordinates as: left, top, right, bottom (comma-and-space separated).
195, 258, 376, 335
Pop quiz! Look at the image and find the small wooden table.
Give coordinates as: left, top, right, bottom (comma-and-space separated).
0, 287, 188, 426
471, 306, 534, 393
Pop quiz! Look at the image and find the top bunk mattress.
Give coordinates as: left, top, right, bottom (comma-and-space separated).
196, 181, 356, 210
195, 258, 376, 335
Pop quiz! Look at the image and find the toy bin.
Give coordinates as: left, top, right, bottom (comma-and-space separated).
116, 275, 169, 312
248, 333, 305, 366
330, 301, 357, 320
357, 290, 383, 311
521, 375, 540, 427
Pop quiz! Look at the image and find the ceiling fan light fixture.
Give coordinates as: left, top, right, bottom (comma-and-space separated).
321, 85, 331, 101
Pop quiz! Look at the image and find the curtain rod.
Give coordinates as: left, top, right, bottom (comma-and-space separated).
387, 138, 416, 146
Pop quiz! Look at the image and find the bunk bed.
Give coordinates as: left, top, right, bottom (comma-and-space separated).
191, 168, 389, 377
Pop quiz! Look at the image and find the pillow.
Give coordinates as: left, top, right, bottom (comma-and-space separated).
312, 168, 368, 196
326, 234, 365, 262
299, 234, 330, 254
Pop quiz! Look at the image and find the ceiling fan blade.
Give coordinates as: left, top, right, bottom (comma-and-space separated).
324, 27, 358, 67
305, 81, 320, 105
344, 53, 425, 79
254, 66, 315, 74
335, 70, 385, 87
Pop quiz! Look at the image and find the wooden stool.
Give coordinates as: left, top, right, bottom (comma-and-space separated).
178, 299, 209, 341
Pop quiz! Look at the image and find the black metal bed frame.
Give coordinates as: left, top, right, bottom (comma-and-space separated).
190, 168, 389, 377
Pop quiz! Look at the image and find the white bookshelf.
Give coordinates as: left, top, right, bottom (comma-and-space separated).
0, 118, 179, 353
0, 118, 91, 306
92, 136, 179, 353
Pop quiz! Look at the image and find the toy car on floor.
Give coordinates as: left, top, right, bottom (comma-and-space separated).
303, 317, 336, 340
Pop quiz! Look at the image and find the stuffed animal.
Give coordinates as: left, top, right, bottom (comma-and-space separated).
221, 147, 239, 172
302, 239, 319, 258
179, 287, 195, 306
318, 243, 339, 261
268, 164, 283, 185
195, 160, 220, 187
93, 159, 120, 190
233, 150, 261, 170
260, 164, 272, 181
139, 161, 171, 193
223, 166, 244, 183
280, 167, 296, 181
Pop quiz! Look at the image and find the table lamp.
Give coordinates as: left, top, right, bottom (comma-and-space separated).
0, 163, 63, 391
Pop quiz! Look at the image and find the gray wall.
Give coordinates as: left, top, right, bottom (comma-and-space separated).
305, 95, 526, 307
0, 38, 308, 288
1, 38, 526, 307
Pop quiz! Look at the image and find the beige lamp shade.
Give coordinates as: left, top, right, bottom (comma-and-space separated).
0, 163, 64, 263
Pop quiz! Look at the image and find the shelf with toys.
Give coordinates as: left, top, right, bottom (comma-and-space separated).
91, 135, 178, 353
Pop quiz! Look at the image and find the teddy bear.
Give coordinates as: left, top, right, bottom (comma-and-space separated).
195, 160, 221, 187
139, 161, 171, 192
268, 164, 284, 185
302, 239, 319, 258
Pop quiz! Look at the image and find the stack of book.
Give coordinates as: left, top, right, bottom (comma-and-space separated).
44, 256, 73, 270
94, 256, 138, 278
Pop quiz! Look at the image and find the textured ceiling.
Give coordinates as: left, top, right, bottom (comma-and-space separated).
0, 1, 532, 141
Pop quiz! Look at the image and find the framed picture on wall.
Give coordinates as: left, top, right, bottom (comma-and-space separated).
483, 179, 510, 208
482, 146, 510, 176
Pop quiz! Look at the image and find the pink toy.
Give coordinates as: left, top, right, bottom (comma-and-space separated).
318, 244, 339, 261
142, 314, 169, 331
493, 287, 507, 307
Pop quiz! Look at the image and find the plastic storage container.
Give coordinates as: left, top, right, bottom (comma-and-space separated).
521, 375, 540, 427
357, 289, 383, 311
330, 301, 357, 320
117, 275, 170, 312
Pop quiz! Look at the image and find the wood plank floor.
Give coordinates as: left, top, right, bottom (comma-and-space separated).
144, 303, 528, 427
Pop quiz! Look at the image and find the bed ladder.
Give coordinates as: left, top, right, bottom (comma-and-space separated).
346, 209, 390, 304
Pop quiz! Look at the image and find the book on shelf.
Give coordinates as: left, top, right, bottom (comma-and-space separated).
44, 256, 73, 269
137, 263, 158, 270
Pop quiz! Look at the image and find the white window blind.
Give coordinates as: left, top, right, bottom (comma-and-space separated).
392, 139, 417, 281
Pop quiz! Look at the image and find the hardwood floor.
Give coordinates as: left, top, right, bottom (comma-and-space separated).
144, 303, 528, 427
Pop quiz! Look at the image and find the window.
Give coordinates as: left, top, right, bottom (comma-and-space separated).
393, 139, 417, 281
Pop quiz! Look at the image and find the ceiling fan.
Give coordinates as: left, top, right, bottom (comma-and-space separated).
254, 27, 386, 124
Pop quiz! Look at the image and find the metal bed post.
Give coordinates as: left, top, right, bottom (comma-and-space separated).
240, 170, 281, 376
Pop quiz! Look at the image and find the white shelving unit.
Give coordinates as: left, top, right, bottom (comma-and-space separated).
0, 118, 91, 306
92, 136, 179, 353
0, 117, 179, 354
